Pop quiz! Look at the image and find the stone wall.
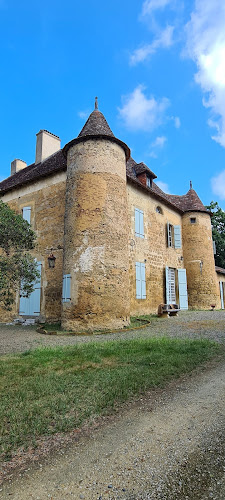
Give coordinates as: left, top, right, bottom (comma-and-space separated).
0, 174, 66, 322
127, 182, 184, 315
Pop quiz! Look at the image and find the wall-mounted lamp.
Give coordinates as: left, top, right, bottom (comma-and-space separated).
48, 250, 56, 269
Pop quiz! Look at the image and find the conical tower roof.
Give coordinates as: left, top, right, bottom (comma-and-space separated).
63, 99, 130, 159
167, 186, 209, 213
78, 109, 115, 138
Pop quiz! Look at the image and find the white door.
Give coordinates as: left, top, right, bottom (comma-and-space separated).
19, 262, 42, 316
178, 269, 188, 310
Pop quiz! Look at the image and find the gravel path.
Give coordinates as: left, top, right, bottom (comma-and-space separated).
1, 311, 225, 499
1, 357, 225, 499
0, 310, 225, 356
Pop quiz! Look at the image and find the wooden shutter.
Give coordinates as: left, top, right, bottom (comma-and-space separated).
135, 263, 141, 299
135, 208, 140, 236
62, 274, 71, 302
165, 266, 169, 303
213, 241, 216, 255
141, 263, 146, 298
220, 281, 224, 309
178, 269, 188, 310
135, 208, 144, 238
22, 206, 31, 224
174, 225, 182, 249
139, 210, 144, 238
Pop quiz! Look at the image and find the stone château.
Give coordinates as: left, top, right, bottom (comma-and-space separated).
0, 100, 225, 330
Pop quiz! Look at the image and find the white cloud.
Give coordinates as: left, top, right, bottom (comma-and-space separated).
151, 135, 167, 147
141, 0, 173, 17
130, 25, 174, 65
155, 181, 170, 193
78, 110, 89, 120
211, 170, 225, 199
149, 151, 158, 159
172, 116, 181, 128
118, 85, 170, 131
185, 0, 225, 147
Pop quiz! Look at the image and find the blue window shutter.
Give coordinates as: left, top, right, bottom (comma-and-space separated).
220, 281, 224, 309
62, 274, 71, 302
167, 222, 171, 247
135, 208, 140, 236
22, 206, 31, 224
174, 225, 182, 249
178, 269, 188, 310
139, 210, 144, 238
141, 263, 146, 298
135, 263, 141, 299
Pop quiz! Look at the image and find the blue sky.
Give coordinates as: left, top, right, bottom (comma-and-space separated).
0, 0, 225, 209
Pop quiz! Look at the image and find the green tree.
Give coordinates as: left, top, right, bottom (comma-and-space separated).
0, 201, 39, 310
206, 201, 225, 269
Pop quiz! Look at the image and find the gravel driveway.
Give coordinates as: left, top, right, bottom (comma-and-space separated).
0, 310, 225, 356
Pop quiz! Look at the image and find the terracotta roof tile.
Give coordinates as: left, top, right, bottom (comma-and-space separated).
215, 266, 225, 275
167, 189, 209, 213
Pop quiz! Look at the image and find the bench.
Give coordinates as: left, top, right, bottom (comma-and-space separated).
158, 303, 180, 317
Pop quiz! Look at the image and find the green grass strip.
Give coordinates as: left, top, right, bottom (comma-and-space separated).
0, 337, 222, 460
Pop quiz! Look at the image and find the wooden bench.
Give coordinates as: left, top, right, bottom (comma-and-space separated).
158, 304, 180, 317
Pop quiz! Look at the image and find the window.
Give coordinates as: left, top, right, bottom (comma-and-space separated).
167, 223, 181, 249
62, 274, 71, 303
22, 206, 31, 224
190, 217, 196, 224
135, 208, 144, 238
156, 206, 163, 214
146, 176, 152, 188
135, 262, 146, 299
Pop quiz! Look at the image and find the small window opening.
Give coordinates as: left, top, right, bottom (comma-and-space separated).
146, 176, 152, 188
156, 206, 163, 214
190, 217, 196, 224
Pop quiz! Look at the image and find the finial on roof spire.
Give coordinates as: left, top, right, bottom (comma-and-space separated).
95, 96, 98, 110
190, 180, 193, 189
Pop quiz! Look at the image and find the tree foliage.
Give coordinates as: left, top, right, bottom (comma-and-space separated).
0, 201, 39, 310
206, 201, 225, 269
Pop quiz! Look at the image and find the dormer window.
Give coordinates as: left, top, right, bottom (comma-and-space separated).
146, 176, 152, 188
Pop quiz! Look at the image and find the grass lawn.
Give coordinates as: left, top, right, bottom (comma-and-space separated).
0, 337, 223, 461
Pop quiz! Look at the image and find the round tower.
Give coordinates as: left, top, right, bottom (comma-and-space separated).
61, 100, 130, 331
182, 186, 219, 309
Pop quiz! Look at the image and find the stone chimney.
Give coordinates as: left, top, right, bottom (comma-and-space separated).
35, 130, 61, 164
11, 159, 27, 176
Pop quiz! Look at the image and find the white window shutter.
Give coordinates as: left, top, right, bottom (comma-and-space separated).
139, 210, 144, 238
165, 266, 169, 303
141, 263, 146, 298
167, 222, 170, 247
22, 206, 31, 224
135, 209, 140, 236
174, 225, 182, 249
135, 263, 141, 299
213, 241, 216, 255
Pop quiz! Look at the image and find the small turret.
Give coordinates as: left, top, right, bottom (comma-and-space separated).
181, 186, 219, 308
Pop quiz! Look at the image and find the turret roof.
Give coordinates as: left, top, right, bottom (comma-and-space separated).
78, 109, 115, 138
167, 188, 209, 213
